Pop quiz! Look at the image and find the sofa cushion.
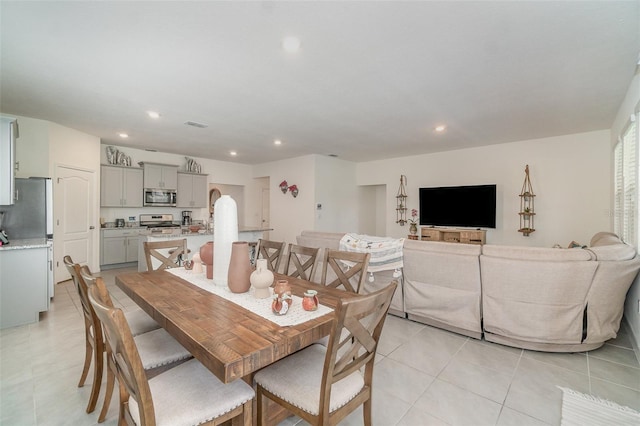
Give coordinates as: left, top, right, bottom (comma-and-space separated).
590, 232, 620, 247
481, 244, 594, 261
586, 243, 637, 261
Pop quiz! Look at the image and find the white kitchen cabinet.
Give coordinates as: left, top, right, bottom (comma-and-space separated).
0, 245, 49, 329
101, 228, 141, 267
140, 162, 178, 190
100, 165, 143, 207
177, 172, 208, 208
0, 116, 18, 205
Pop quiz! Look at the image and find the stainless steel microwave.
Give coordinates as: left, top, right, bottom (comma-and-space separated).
144, 189, 177, 207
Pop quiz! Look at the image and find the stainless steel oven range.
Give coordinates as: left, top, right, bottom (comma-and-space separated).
139, 214, 181, 234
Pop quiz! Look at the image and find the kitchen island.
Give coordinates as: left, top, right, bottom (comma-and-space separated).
138, 227, 271, 271
0, 238, 52, 329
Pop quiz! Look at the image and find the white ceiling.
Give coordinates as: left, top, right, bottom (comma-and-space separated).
1, 1, 639, 164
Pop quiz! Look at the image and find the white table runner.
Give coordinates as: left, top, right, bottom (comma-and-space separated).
167, 268, 334, 327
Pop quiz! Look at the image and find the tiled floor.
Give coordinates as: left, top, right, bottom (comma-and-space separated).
1, 266, 639, 425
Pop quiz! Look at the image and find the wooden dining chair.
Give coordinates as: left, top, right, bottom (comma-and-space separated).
254, 280, 398, 426
143, 239, 188, 271
87, 281, 255, 426
320, 249, 371, 294
63, 255, 105, 414
64, 256, 161, 416
79, 266, 193, 423
255, 239, 286, 273
282, 243, 319, 282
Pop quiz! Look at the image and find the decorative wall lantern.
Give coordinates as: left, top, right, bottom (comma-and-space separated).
518, 165, 535, 236
396, 175, 408, 226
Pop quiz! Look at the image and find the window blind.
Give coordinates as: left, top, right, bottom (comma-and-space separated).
614, 114, 638, 247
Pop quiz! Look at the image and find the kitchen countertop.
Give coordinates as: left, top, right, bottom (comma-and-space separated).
0, 238, 52, 251
141, 227, 273, 239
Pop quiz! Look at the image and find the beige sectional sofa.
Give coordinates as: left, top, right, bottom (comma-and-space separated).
296, 230, 640, 352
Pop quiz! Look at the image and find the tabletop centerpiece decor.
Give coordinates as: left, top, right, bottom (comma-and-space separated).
250, 258, 274, 299
213, 195, 238, 286
302, 289, 319, 311
191, 252, 203, 274
272, 293, 292, 316
228, 241, 251, 293
199, 242, 214, 279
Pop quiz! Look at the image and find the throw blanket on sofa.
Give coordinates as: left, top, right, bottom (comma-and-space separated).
339, 233, 404, 280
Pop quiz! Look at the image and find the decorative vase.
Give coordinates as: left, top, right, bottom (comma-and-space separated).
228, 242, 252, 293
409, 223, 418, 235
250, 258, 274, 299
199, 242, 214, 279
302, 290, 319, 311
272, 293, 292, 316
192, 252, 203, 274
213, 195, 238, 286
273, 279, 292, 298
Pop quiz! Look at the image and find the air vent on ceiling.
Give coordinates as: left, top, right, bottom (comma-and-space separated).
184, 121, 208, 129
327, 154, 339, 157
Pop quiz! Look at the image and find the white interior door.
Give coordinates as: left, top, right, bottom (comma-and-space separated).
261, 187, 270, 240
54, 166, 95, 283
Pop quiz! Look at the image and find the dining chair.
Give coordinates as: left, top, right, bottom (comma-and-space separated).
87, 281, 255, 426
63, 256, 162, 415
320, 249, 371, 294
143, 239, 188, 271
255, 239, 286, 273
79, 266, 193, 423
282, 243, 319, 282
254, 280, 398, 426
63, 256, 105, 414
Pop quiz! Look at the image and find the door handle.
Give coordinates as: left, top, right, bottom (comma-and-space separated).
89, 226, 95, 230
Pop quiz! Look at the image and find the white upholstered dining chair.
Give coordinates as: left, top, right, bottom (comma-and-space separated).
87, 280, 255, 426
254, 280, 398, 426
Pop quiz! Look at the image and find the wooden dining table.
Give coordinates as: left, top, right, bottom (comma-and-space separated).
115, 269, 358, 384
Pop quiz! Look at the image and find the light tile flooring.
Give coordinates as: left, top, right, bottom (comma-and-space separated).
1, 266, 639, 425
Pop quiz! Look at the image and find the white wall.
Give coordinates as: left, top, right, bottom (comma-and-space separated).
611, 69, 640, 351
357, 130, 611, 247
252, 155, 317, 244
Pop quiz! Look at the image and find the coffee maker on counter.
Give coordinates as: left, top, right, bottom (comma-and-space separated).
181, 211, 192, 226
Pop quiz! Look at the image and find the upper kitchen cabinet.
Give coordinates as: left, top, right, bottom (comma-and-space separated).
0, 116, 18, 205
101, 165, 143, 207
140, 162, 178, 190
177, 172, 208, 208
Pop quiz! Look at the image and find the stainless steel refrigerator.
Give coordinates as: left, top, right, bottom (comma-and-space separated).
1, 177, 53, 239
0, 177, 54, 298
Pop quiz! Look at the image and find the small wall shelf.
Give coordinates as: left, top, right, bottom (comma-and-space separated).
396, 175, 408, 226
518, 165, 535, 236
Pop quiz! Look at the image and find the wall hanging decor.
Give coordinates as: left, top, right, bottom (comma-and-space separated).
396, 175, 408, 226
279, 180, 288, 194
288, 184, 299, 197
518, 165, 536, 236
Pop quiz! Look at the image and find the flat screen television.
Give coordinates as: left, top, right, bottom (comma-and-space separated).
419, 184, 496, 228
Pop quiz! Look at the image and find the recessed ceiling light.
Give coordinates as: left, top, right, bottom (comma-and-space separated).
147, 111, 161, 119
274, 139, 282, 146
282, 36, 301, 53
230, 151, 237, 156
434, 125, 447, 133
118, 133, 129, 138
